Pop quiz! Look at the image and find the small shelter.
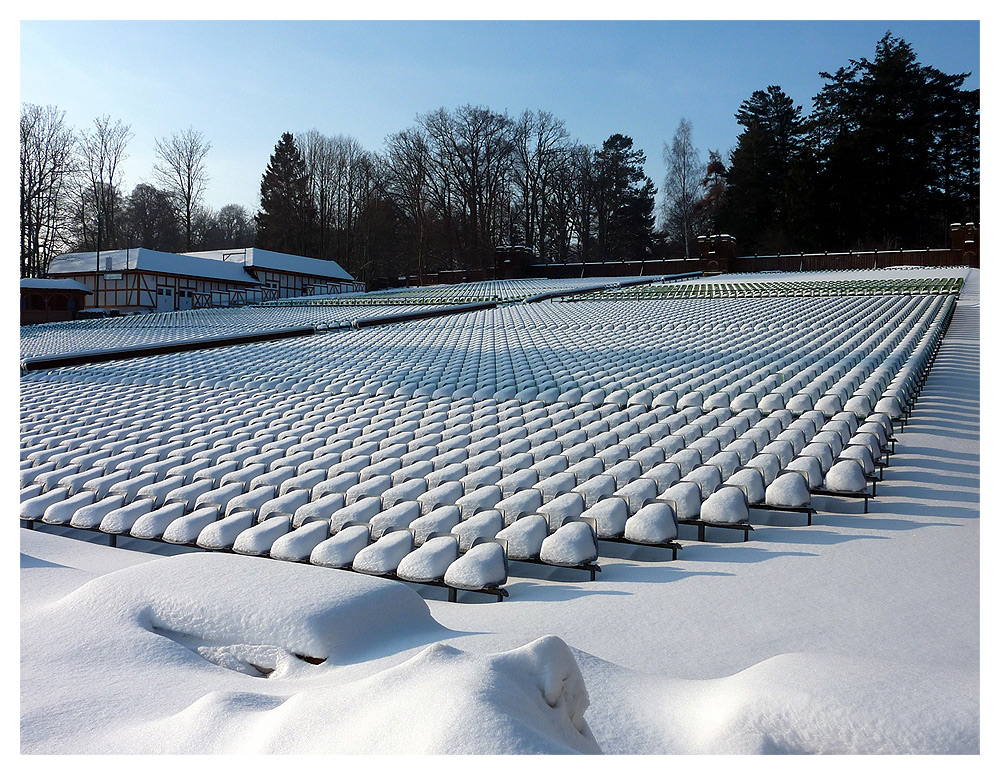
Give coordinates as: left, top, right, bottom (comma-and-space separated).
20, 278, 93, 325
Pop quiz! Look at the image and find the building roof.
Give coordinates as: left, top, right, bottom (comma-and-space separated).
20, 278, 93, 294
184, 248, 355, 282
47, 248, 262, 286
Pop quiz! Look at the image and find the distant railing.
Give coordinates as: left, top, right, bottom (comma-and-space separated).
527, 258, 703, 279
731, 248, 967, 274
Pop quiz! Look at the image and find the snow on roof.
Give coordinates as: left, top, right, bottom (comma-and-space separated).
20, 278, 92, 294
184, 247, 355, 282
47, 248, 262, 286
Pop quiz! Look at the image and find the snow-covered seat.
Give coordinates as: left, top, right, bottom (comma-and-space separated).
538, 492, 586, 529
823, 459, 869, 494
704, 450, 741, 480
312, 471, 361, 499
370, 501, 421, 538
683, 465, 723, 500
786, 455, 824, 489
495, 513, 547, 559
658, 481, 702, 520
396, 534, 460, 583
389, 460, 435, 487
129, 501, 187, 540
21, 487, 71, 520
380, 478, 428, 509
233, 515, 292, 556
799, 441, 836, 473
443, 539, 508, 596
417, 480, 465, 514
98, 498, 155, 535
358, 457, 404, 482
425, 461, 467, 489
218, 485, 276, 518
451, 510, 503, 551
570, 473, 615, 509
667, 449, 702, 478
840, 444, 878, 476
699, 486, 750, 526
460, 465, 503, 492
613, 477, 659, 515
765, 471, 812, 510
345, 474, 393, 505
534, 471, 577, 502
812, 430, 845, 457
161, 505, 221, 545
196, 510, 256, 550
540, 520, 599, 567
455, 485, 503, 519
409, 505, 462, 545
257, 490, 311, 522
310, 523, 372, 568
34, 490, 94, 525
725, 467, 766, 505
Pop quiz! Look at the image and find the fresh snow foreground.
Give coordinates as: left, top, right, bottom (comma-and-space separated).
19, 271, 980, 755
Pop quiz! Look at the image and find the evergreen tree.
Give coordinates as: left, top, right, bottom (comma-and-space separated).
811, 33, 979, 248
691, 150, 727, 239
255, 132, 319, 256
719, 85, 806, 253
594, 134, 656, 261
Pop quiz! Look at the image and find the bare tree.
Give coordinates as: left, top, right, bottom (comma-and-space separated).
661, 118, 704, 259
20, 103, 77, 277
154, 127, 211, 251
77, 115, 132, 251
512, 110, 570, 260
121, 183, 182, 252
420, 105, 515, 271
214, 204, 256, 247
299, 130, 375, 271
384, 127, 432, 282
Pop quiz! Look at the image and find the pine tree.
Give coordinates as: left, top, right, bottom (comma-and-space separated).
719, 86, 806, 253
594, 134, 656, 261
255, 132, 318, 256
811, 33, 979, 248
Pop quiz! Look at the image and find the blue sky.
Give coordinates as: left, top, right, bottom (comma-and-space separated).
20, 20, 980, 213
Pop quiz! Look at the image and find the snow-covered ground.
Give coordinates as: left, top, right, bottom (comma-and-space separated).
19, 269, 979, 754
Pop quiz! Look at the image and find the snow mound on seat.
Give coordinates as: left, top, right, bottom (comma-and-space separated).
824, 460, 868, 493
50, 551, 434, 663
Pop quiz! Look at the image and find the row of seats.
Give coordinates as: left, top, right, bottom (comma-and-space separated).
22, 295, 925, 412
20, 286, 957, 600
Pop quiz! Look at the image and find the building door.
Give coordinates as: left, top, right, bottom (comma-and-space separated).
177, 290, 193, 311
156, 286, 174, 312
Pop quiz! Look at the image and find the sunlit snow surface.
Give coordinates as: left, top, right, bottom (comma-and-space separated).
20, 268, 978, 753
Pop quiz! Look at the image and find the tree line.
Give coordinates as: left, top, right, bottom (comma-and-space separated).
21, 32, 978, 282
705, 33, 979, 255
20, 112, 253, 278
252, 114, 657, 285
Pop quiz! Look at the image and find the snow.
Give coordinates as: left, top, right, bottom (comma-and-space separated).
824, 459, 869, 493
765, 471, 812, 507
539, 521, 599, 566
496, 514, 549, 560
442, 541, 508, 591
623, 501, 678, 543
395, 535, 459, 583
700, 485, 750, 524
19, 268, 981, 754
